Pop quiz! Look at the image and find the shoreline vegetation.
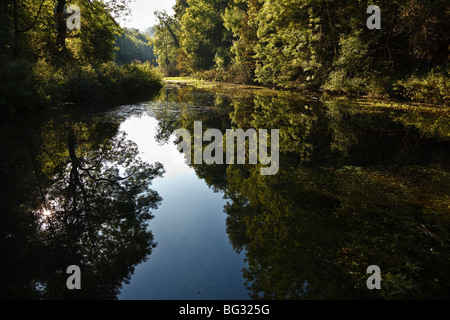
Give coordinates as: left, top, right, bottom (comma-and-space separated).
1, 0, 448, 122
163, 77, 450, 110
0, 0, 162, 121
1, 59, 162, 119
154, 0, 448, 107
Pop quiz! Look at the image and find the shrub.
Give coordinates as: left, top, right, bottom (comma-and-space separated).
394, 67, 449, 105
192, 63, 254, 84
222, 63, 254, 84
65, 63, 101, 102
33, 59, 67, 103
0, 60, 44, 118
323, 31, 389, 97
1, 58, 163, 121
193, 69, 219, 82
96, 61, 162, 101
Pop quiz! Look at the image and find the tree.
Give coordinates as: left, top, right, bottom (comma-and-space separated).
56, 0, 131, 51
179, 0, 232, 71
153, 10, 181, 76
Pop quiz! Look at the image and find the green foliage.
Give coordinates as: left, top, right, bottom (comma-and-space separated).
33, 58, 67, 103
0, 0, 163, 119
253, 0, 327, 89
115, 28, 157, 65
61, 61, 162, 104
223, 0, 258, 78
0, 59, 43, 117
193, 63, 254, 84
382, 272, 421, 299
67, 0, 121, 65
152, 10, 182, 76
394, 67, 450, 106
156, 0, 448, 104
323, 31, 389, 96
180, 0, 231, 71
1, 58, 162, 119
95, 61, 163, 101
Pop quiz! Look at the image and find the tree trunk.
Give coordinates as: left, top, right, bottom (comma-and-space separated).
326, 1, 337, 57
13, 0, 19, 57
56, 0, 67, 49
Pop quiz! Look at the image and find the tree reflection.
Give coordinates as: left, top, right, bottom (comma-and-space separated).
1, 116, 164, 299
224, 163, 450, 299
151, 85, 450, 299
226, 94, 450, 299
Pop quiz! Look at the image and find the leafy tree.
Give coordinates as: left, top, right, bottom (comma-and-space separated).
179, 0, 232, 71
66, 0, 121, 64
222, 0, 260, 82
159, 0, 448, 101
153, 10, 182, 76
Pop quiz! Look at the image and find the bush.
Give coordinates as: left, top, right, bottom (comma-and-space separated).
96, 61, 163, 101
394, 68, 449, 105
192, 69, 219, 82
323, 69, 368, 95
192, 63, 254, 84
33, 59, 67, 103
0, 60, 44, 118
221, 63, 254, 84
65, 63, 101, 102
1, 58, 163, 120
322, 31, 389, 97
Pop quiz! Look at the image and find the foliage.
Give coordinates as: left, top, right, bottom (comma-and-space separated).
0, 0, 162, 120
193, 63, 254, 84
0, 59, 44, 117
394, 67, 450, 106
152, 0, 449, 104
323, 31, 390, 97
115, 28, 157, 65
152, 10, 182, 76
180, 0, 232, 71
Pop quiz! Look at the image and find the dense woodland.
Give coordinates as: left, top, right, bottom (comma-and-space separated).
153, 0, 449, 104
0, 0, 162, 119
1, 0, 448, 119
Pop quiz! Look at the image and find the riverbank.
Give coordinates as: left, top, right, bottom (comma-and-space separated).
1, 60, 163, 121
163, 77, 450, 111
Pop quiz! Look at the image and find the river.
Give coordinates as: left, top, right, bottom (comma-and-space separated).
1, 82, 449, 299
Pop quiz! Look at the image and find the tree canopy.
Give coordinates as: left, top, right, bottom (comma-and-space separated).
0, 0, 162, 119
152, 0, 449, 103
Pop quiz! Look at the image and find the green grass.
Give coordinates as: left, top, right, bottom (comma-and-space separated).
163, 77, 198, 81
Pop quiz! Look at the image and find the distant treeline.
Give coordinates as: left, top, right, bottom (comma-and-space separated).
115, 27, 157, 65
0, 0, 161, 119
153, 0, 449, 104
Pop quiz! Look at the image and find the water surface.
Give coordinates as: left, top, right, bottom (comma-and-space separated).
1, 83, 449, 299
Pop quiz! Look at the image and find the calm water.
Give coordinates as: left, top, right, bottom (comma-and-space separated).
1, 83, 450, 299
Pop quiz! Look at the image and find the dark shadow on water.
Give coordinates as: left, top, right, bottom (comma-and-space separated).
0, 108, 164, 299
